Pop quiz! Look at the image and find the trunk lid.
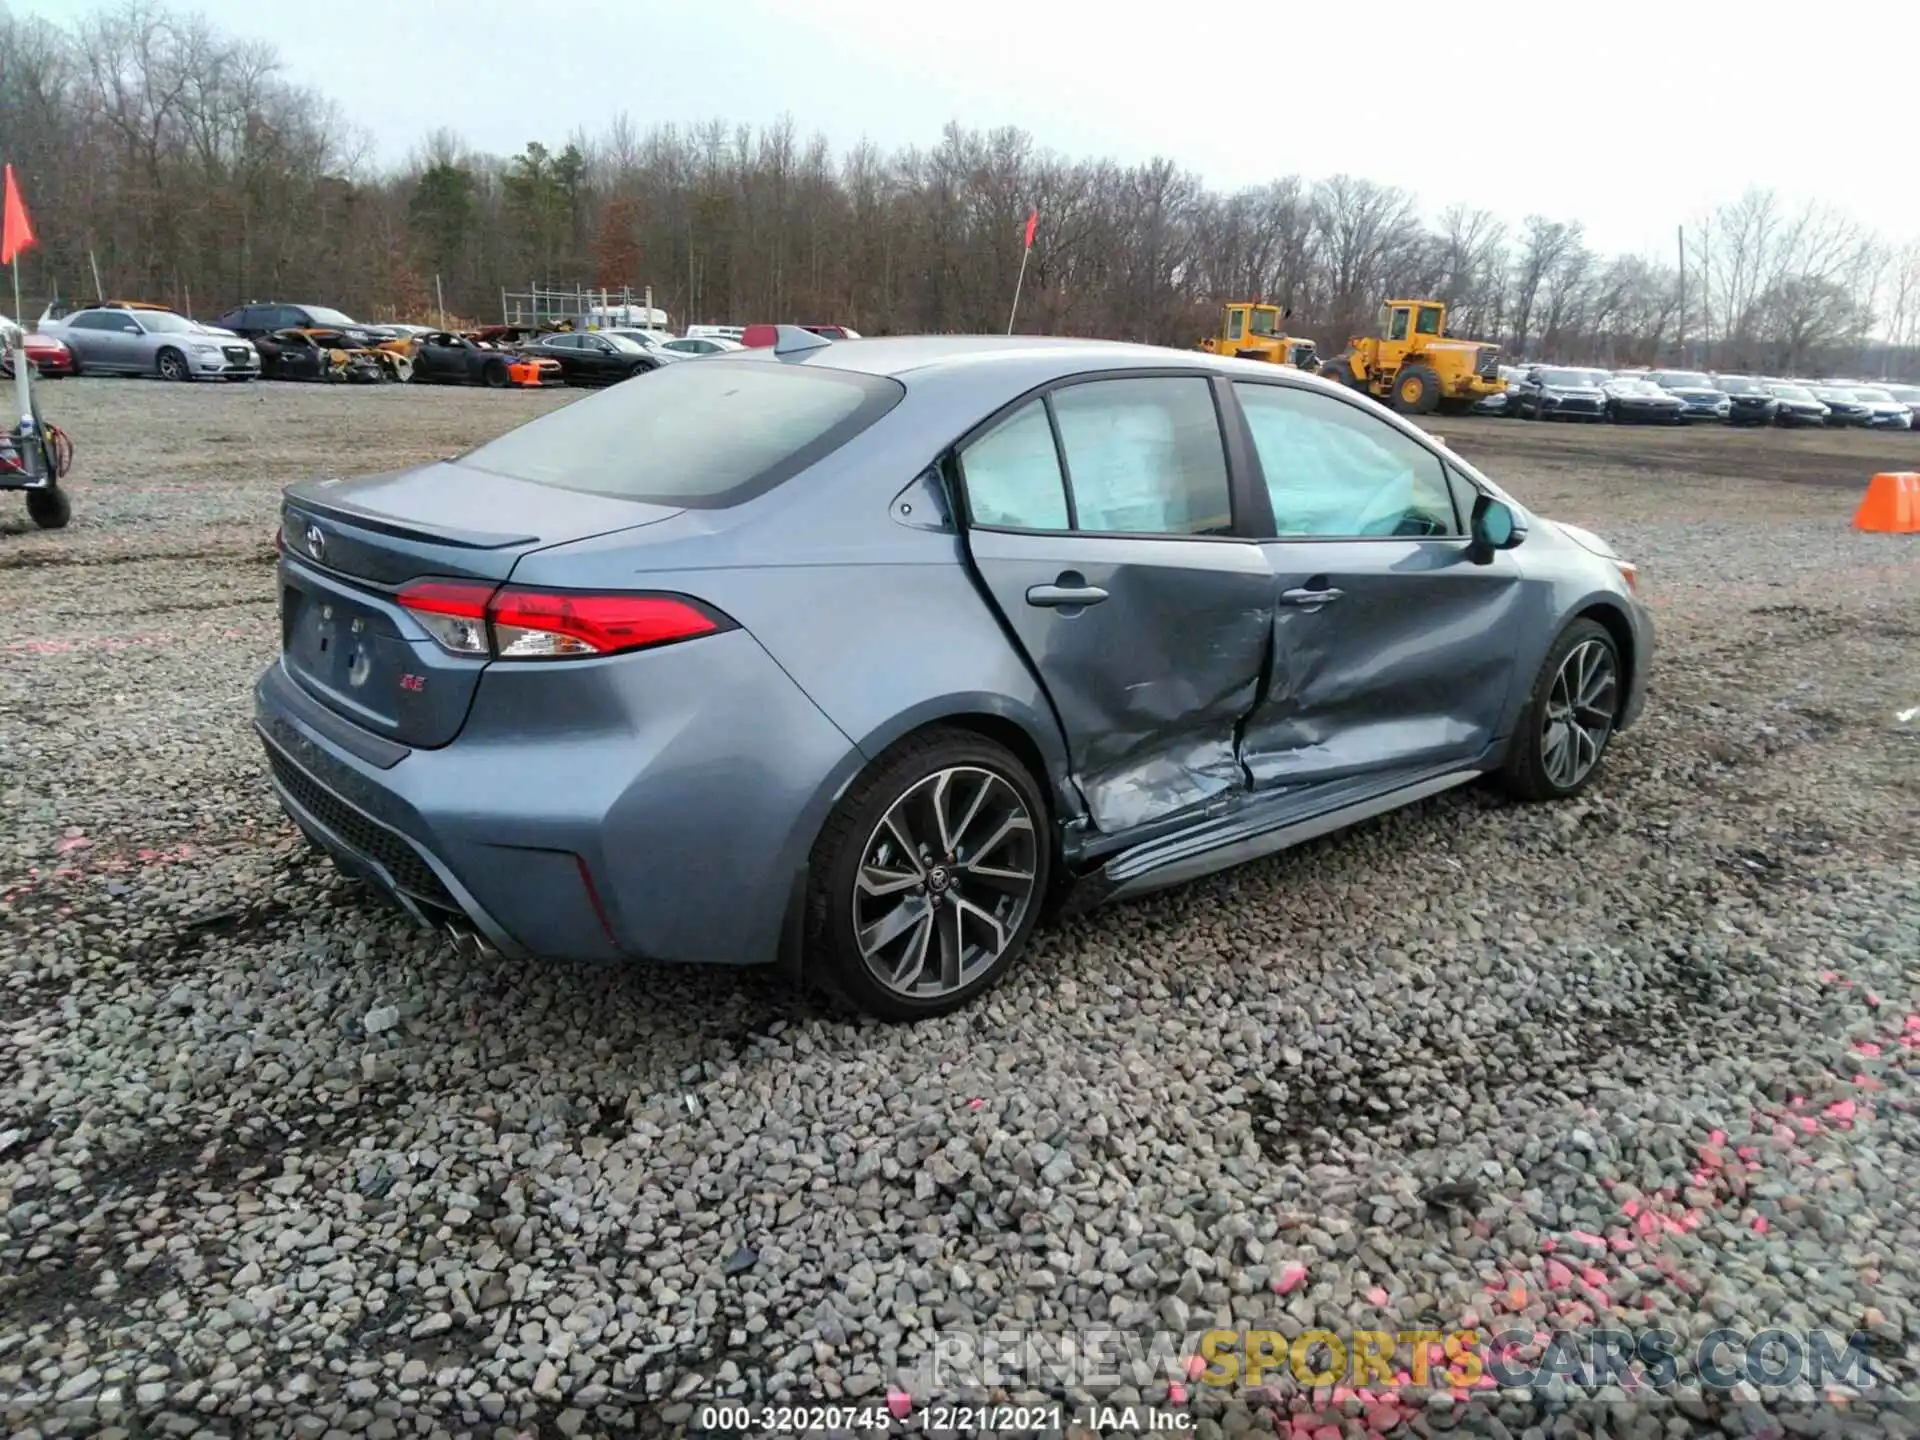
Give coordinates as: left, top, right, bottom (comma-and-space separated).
278, 460, 680, 747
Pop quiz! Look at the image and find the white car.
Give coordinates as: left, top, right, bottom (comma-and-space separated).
660, 336, 743, 356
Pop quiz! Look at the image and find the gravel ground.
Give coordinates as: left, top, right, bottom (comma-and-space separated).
1, 379, 1916, 1439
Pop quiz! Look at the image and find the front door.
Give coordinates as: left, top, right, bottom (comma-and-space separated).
1230, 379, 1524, 799
957, 375, 1276, 835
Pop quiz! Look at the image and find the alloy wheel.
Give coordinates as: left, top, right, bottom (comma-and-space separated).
1541, 639, 1618, 789
852, 765, 1039, 1000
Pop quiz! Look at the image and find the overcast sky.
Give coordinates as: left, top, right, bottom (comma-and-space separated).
18, 0, 1919, 259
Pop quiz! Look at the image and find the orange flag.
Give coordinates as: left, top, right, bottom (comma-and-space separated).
2, 165, 36, 265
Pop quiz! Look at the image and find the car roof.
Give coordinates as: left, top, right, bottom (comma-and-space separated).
751, 333, 1292, 381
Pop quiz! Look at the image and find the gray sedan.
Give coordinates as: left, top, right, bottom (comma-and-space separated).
40, 305, 259, 381
255, 329, 1652, 1019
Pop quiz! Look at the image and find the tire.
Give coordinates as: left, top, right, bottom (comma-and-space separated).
482, 360, 510, 389
1499, 618, 1623, 803
628, 361, 653, 379
155, 347, 189, 382
1394, 365, 1442, 415
26, 486, 71, 530
804, 727, 1052, 1021
1320, 354, 1360, 389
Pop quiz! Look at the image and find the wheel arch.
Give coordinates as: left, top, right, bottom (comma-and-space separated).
1574, 598, 1641, 726
772, 700, 1075, 981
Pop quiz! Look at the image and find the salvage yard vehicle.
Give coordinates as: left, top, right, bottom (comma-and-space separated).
407, 331, 561, 387
1642, 370, 1730, 423
1714, 375, 1780, 426
1318, 299, 1505, 415
213, 302, 396, 343
1602, 376, 1687, 424
257, 328, 1651, 1021
1761, 381, 1831, 427
1508, 366, 1608, 421
520, 330, 679, 386
0, 323, 73, 379
255, 329, 409, 383
40, 304, 259, 381
1879, 383, 1920, 422
1807, 384, 1872, 426
1200, 303, 1319, 368
1842, 385, 1914, 430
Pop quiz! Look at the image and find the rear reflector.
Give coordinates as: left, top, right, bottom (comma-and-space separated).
397, 579, 730, 660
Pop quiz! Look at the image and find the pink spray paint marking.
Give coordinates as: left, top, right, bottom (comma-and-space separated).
886, 1389, 912, 1420
1273, 1262, 1309, 1295
1852, 1040, 1882, 1057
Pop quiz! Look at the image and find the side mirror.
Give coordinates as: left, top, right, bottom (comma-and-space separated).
1467, 494, 1527, 565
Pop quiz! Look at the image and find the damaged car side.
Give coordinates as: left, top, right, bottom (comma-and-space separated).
408, 330, 562, 388
256, 328, 412, 384
256, 332, 1651, 1022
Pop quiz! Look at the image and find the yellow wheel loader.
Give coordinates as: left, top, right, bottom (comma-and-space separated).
1317, 300, 1505, 415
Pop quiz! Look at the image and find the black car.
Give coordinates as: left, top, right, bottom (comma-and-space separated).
1761, 382, 1831, 427
1807, 385, 1871, 426
409, 332, 549, 387
1602, 377, 1686, 424
1713, 375, 1779, 427
213, 302, 394, 346
521, 330, 677, 386
1509, 366, 1608, 421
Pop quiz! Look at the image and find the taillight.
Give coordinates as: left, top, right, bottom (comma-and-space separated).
398, 579, 493, 655
397, 580, 728, 660
490, 590, 722, 658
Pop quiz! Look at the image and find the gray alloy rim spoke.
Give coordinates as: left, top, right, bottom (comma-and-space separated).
853, 765, 1039, 1000
1542, 640, 1616, 789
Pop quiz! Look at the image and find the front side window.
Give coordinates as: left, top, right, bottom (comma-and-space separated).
1234, 382, 1459, 539
1226, 309, 1245, 341
958, 401, 1070, 531
1050, 377, 1233, 536
1388, 308, 1411, 342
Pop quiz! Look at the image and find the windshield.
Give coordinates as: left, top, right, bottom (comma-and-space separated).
1882, 385, 1920, 403
302, 306, 356, 327
1653, 371, 1713, 388
134, 311, 196, 333
458, 359, 904, 507
1767, 384, 1814, 401
603, 334, 646, 353
1717, 376, 1762, 394
1850, 387, 1893, 403
1247, 309, 1280, 337
1610, 379, 1657, 395
1813, 387, 1856, 400
1537, 368, 1589, 386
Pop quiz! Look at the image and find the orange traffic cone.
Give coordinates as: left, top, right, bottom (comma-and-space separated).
1853, 472, 1920, 533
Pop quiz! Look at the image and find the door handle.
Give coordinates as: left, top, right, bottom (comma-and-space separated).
1027, 580, 1110, 608
1279, 586, 1345, 607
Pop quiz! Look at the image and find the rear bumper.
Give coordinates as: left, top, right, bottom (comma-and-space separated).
253, 627, 860, 967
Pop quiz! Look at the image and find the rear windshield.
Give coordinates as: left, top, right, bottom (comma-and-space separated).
458, 360, 904, 507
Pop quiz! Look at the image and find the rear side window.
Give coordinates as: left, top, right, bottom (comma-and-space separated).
958, 401, 1069, 530
1049, 377, 1233, 535
458, 360, 904, 507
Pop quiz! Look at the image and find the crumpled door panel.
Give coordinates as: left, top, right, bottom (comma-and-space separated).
1244, 542, 1525, 791
965, 530, 1275, 834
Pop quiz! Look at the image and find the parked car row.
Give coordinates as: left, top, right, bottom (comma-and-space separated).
24, 299, 799, 388
1479, 363, 1919, 430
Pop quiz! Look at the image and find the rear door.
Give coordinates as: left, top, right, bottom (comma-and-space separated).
957, 373, 1276, 835
1230, 379, 1524, 798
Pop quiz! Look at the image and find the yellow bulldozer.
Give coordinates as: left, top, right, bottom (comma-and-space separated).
1200, 302, 1319, 369
1317, 299, 1505, 414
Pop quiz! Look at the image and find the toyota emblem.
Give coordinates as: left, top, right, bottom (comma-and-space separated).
304, 523, 326, 561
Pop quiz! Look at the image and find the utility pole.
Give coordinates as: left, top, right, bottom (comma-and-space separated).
1676, 225, 1686, 367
